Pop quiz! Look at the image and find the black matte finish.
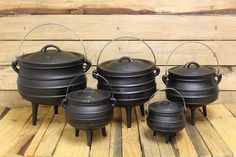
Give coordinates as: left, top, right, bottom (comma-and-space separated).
12, 44, 91, 125
62, 88, 114, 146
147, 101, 185, 143
93, 56, 160, 127
162, 61, 222, 125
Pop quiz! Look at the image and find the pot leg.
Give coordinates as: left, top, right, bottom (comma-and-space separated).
86, 130, 94, 146
75, 129, 79, 137
54, 105, 58, 114
32, 103, 39, 125
140, 104, 145, 116
125, 107, 132, 128
191, 107, 196, 126
202, 106, 207, 117
165, 135, 170, 143
101, 127, 106, 137
153, 131, 156, 136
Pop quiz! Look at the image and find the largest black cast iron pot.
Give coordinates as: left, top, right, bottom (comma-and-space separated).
162, 42, 222, 125
93, 36, 160, 128
11, 23, 91, 125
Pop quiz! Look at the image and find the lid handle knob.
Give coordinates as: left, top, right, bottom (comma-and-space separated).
118, 56, 134, 63
41, 44, 61, 53
184, 61, 200, 69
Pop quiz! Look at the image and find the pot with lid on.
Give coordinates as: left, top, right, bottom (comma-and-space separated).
62, 73, 115, 146
146, 88, 186, 143
11, 23, 91, 125
93, 36, 160, 128
162, 42, 222, 125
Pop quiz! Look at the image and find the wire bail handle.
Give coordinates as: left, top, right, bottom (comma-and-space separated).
96, 36, 157, 65
63, 73, 115, 105
164, 41, 221, 75
17, 23, 87, 60
147, 88, 187, 112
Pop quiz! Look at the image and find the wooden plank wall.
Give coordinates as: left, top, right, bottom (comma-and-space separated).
0, 1, 236, 107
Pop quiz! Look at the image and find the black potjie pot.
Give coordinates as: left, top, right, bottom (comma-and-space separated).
162, 42, 222, 125
11, 23, 91, 125
146, 88, 186, 143
62, 73, 115, 146
93, 36, 160, 128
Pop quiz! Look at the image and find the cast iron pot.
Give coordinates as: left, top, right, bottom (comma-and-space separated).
62, 73, 115, 146
11, 23, 91, 125
146, 88, 186, 143
93, 36, 160, 128
162, 42, 222, 125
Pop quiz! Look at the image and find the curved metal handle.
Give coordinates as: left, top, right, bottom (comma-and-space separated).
83, 59, 92, 72
96, 36, 157, 65
63, 72, 115, 105
92, 72, 115, 102
41, 44, 61, 53
16, 23, 87, 60
147, 88, 186, 112
165, 41, 220, 75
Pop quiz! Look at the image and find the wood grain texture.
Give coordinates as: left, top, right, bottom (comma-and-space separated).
2, 40, 236, 66
173, 129, 198, 157
34, 107, 66, 156
224, 105, 236, 116
185, 123, 211, 157
156, 134, 176, 157
109, 108, 122, 157
0, 0, 236, 14
1, 15, 236, 40
195, 110, 233, 157
2, 65, 236, 91
0, 107, 31, 156
121, 108, 142, 157
24, 107, 55, 157
53, 124, 90, 157
6, 106, 50, 156
135, 106, 160, 157
209, 117, 236, 157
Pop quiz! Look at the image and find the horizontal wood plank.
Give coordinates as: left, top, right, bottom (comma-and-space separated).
1, 15, 236, 40
0, 90, 235, 107
1, 1, 236, 15
2, 40, 236, 66
1, 65, 235, 90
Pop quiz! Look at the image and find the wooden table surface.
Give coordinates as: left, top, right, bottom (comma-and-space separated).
0, 104, 235, 157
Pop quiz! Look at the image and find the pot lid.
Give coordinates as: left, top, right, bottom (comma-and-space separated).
168, 61, 216, 77
98, 56, 155, 74
148, 101, 184, 114
68, 88, 111, 103
18, 44, 84, 65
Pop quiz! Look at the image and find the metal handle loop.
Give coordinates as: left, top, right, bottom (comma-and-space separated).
96, 36, 157, 65
147, 88, 186, 111
17, 23, 87, 60
64, 73, 114, 103
165, 41, 220, 75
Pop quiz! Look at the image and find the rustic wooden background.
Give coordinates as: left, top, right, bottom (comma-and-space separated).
0, 1, 236, 107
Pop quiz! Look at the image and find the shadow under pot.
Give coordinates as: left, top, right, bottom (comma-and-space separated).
12, 44, 91, 125
62, 88, 114, 147
146, 88, 186, 143
162, 42, 222, 125
93, 36, 160, 128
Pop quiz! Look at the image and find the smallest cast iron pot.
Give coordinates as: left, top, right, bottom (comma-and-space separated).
146, 88, 186, 143
162, 42, 222, 125
62, 73, 115, 146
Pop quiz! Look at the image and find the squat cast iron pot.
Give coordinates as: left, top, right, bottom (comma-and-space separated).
11, 23, 91, 125
162, 42, 222, 125
93, 36, 160, 128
